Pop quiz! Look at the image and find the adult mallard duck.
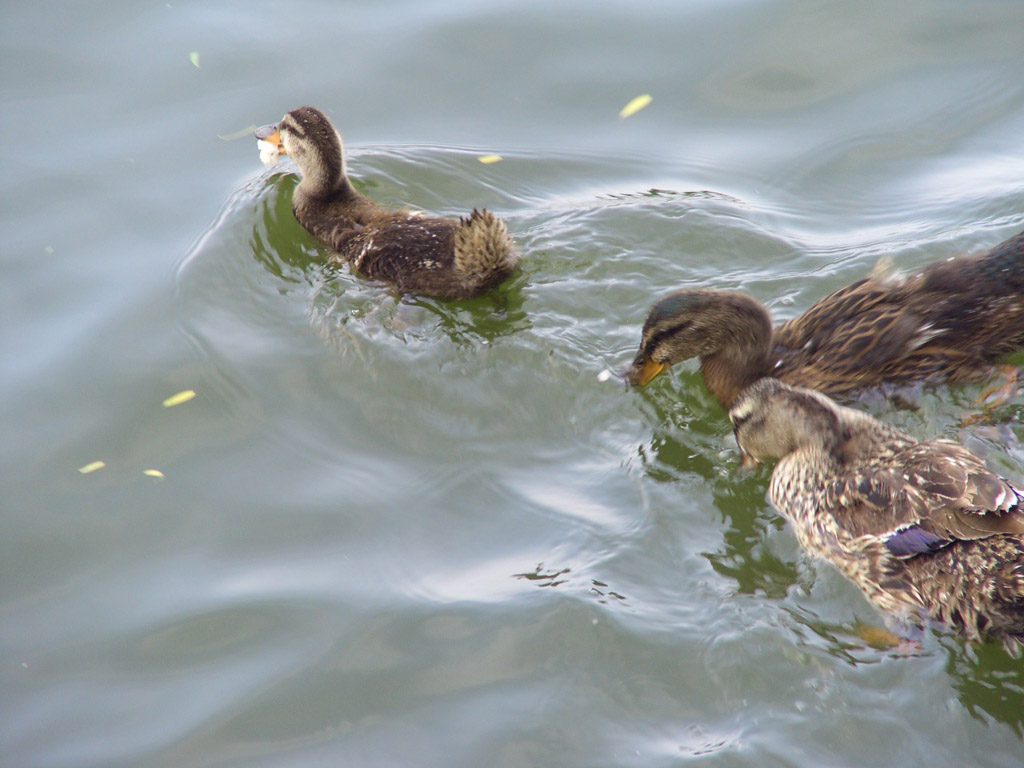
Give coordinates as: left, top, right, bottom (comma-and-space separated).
627, 230, 1024, 407
255, 106, 517, 299
730, 377, 1024, 653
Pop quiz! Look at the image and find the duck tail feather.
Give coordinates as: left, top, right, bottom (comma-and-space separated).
453, 209, 517, 280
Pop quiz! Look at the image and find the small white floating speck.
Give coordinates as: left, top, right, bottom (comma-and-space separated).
597, 369, 614, 382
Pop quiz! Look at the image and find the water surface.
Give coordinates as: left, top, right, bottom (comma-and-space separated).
3, 1, 1024, 766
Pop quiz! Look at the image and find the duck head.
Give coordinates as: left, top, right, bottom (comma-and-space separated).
729, 378, 840, 466
256, 106, 347, 197
626, 289, 773, 399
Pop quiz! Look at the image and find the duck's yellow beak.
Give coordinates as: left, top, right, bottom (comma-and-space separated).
255, 122, 285, 153
626, 354, 666, 387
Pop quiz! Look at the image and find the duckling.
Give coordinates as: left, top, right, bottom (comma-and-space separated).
627, 230, 1024, 407
730, 377, 1024, 653
255, 106, 517, 299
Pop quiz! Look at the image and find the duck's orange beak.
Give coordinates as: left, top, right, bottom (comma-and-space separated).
626, 354, 666, 387
740, 450, 760, 470
255, 122, 285, 153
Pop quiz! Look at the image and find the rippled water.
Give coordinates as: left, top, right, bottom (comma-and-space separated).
4, 1, 1024, 766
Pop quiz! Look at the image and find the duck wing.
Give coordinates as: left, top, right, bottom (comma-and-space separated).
827, 439, 1024, 558
772, 230, 1024, 395
773, 279, 940, 393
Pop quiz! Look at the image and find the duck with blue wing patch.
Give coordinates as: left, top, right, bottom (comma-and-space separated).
730, 377, 1024, 654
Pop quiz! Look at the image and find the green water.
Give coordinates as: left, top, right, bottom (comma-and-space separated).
3, 1, 1023, 765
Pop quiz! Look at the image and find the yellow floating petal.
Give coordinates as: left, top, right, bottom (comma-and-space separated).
189, 52, 200, 68
619, 94, 652, 119
477, 154, 502, 164
163, 389, 196, 408
143, 469, 165, 479
78, 461, 106, 474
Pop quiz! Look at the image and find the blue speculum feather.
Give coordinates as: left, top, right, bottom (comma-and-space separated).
885, 525, 947, 557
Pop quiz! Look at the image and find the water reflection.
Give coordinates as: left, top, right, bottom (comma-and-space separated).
632, 378, 806, 600
403, 282, 530, 346
249, 172, 320, 280
794, 618, 1024, 736
945, 639, 1024, 738
513, 563, 570, 588
512, 563, 630, 607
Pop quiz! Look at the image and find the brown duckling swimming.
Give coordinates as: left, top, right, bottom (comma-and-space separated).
627, 229, 1024, 407
731, 377, 1024, 653
256, 106, 517, 300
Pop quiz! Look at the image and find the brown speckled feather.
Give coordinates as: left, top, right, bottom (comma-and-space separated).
827, 439, 1024, 546
774, 234, 1024, 396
